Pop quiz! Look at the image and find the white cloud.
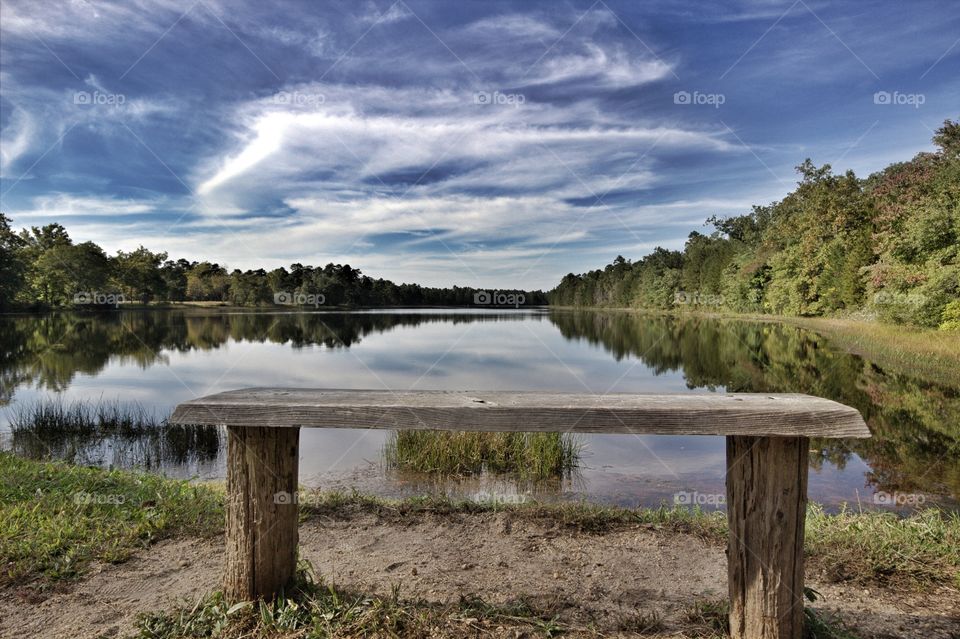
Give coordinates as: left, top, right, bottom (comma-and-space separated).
195, 84, 731, 198
0, 0, 202, 39
462, 14, 561, 40
529, 43, 673, 87
0, 106, 35, 177
198, 112, 293, 194
10, 194, 158, 218
357, 1, 412, 26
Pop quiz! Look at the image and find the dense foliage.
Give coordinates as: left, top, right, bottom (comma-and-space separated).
550, 120, 960, 330
0, 219, 545, 309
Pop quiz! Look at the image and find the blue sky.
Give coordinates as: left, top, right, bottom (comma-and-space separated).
1, 0, 957, 288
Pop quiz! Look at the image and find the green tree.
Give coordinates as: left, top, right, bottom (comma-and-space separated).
32, 242, 112, 306
112, 246, 169, 304
0, 214, 27, 309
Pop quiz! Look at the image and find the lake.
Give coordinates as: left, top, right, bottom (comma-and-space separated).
1, 308, 957, 512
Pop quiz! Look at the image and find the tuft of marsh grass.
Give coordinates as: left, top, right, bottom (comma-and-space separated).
7, 398, 223, 468
383, 430, 581, 479
133, 561, 568, 638
10, 399, 163, 436
0, 451, 222, 588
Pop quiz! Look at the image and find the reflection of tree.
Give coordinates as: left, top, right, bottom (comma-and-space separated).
3, 309, 957, 501
0, 310, 536, 401
548, 310, 960, 500
10, 422, 223, 470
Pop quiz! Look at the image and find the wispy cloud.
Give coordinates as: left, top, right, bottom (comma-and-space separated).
2, 0, 957, 287
12, 193, 158, 218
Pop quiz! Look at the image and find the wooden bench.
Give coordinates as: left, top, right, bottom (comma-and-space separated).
170, 388, 870, 639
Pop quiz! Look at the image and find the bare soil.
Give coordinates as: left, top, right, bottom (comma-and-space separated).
2, 510, 957, 638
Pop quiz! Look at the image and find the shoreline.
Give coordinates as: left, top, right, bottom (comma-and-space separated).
0, 453, 960, 639
549, 306, 960, 385
3, 454, 958, 637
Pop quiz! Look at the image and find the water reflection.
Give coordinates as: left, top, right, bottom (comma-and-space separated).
10, 421, 223, 474
0, 309, 541, 399
551, 311, 960, 502
0, 308, 956, 510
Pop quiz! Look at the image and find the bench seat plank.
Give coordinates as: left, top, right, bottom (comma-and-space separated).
170, 388, 870, 438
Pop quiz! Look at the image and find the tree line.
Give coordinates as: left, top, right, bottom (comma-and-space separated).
0, 218, 546, 310
549, 120, 960, 330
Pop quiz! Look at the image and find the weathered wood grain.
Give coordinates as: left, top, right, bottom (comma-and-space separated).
170, 388, 870, 438
727, 435, 809, 639
224, 426, 300, 601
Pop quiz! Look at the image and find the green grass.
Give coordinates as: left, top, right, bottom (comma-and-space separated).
777, 315, 960, 386
0, 451, 222, 588
383, 430, 582, 479
805, 503, 960, 589
1, 454, 957, 594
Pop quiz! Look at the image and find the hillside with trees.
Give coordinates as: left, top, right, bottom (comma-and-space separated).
550, 120, 960, 330
0, 218, 545, 310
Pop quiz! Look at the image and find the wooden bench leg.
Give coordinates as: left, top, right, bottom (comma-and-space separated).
224, 425, 300, 601
726, 435, 809, 639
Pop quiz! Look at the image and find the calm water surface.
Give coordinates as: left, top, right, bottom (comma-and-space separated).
1, 308, 957, 512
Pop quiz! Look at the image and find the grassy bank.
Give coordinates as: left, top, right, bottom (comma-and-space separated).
777, 315, 960, 385
383, 430, 581, 478
554, 307, 960, 385
3, 456, 955, 637
3, 454, 957, 592
0, 452, 222, 588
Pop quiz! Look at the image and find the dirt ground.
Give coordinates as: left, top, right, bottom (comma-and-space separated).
2, 510, 958, 638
